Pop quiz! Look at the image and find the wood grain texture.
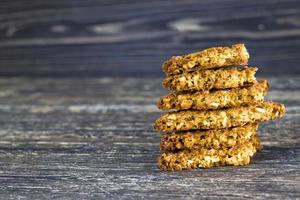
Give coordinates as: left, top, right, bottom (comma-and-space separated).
0, 0, 299, 76
0, 76, 299, 199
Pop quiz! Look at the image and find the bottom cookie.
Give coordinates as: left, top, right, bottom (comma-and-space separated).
159, 135, 261, 171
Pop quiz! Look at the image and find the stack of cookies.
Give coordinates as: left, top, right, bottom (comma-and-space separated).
154, 44, 285, 171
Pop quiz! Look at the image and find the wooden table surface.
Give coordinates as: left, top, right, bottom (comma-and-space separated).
0, 0, 300, 199
0, 76, 299, 199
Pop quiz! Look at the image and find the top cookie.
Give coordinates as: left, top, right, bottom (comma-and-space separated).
163, 44, 249, 76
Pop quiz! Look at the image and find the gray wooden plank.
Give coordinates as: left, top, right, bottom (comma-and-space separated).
0, 0, 300, 76
0, 76, 299, 199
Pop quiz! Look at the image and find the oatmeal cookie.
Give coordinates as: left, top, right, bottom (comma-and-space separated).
163, 43, 249, 76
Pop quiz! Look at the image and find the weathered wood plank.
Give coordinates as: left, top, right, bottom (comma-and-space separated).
0, 76, 299, 199
0, 0, 299, 76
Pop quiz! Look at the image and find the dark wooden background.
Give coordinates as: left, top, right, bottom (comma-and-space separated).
0, 0, 299, 77
0, 1, 300, 199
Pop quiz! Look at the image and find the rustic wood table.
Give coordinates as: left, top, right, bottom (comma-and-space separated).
0, 0, 299, 198
0, 76, 299, 199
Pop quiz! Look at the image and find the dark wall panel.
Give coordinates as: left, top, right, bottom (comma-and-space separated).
0, 0, 299, 76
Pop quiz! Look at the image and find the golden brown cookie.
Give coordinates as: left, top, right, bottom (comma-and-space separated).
163, 43, 249, 76
154, 101, 285, 132
159, 135, 261, 171
162, 66, 257, 92
158, 80, 268, 111
161, 123, 258, 151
